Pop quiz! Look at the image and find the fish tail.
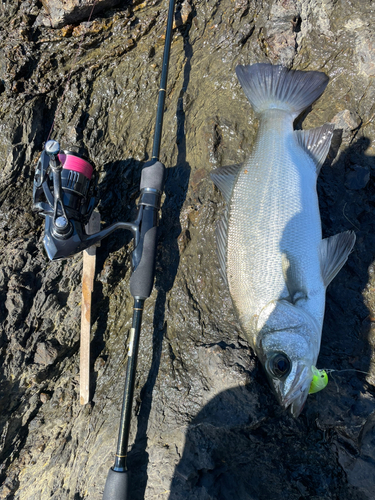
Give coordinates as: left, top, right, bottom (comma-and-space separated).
235, 64, 329, 118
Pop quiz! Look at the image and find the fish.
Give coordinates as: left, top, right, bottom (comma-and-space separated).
211, 63, 356, 417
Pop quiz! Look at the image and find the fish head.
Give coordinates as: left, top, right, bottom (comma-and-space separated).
254, 299, 320, 416
259, 330, 316, 417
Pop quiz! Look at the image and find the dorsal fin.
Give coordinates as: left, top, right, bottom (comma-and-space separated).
320, 231, 356, 287
210, 164, 242, 203
295, 124, 335, 174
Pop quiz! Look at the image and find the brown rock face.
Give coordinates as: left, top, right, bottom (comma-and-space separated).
41, 0, 121, 28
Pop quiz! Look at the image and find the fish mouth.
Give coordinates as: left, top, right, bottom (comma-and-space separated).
284, 385, 310, 417
277, 363, 312, 417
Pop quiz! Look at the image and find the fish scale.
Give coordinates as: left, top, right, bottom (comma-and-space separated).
211, 64, 356, 416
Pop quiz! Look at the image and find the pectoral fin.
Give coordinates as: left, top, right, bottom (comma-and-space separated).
320, 231, 356, 287
281, 253, 307, 304
295, 124, 335, 174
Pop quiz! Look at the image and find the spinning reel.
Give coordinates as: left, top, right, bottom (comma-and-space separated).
33, 140, 163, 281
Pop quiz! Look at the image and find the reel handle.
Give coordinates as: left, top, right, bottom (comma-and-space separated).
43, 218, 137, 261
44, 140, 72, 236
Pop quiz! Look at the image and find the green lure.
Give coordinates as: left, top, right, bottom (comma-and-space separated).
309, 366, 328, 394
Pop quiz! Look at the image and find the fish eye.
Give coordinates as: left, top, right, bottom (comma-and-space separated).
268, 353, 291, 379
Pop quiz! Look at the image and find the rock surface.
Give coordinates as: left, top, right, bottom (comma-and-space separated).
0, 0, 375, 499
39, 0, 122, 28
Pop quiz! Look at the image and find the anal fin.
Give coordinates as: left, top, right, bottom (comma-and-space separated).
210, 164, 242, 203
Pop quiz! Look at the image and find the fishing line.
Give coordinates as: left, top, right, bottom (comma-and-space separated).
324, 368, 371, 376
326, 368, 372, 394
46, 0, 99, 142
325, 369, 368, 394
342, 202, 360, 231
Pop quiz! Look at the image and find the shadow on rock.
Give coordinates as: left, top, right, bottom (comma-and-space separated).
168, 383, 372, 500
317, 134, 374, 387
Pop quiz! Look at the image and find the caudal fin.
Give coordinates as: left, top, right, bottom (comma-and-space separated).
236, 64, 329, 118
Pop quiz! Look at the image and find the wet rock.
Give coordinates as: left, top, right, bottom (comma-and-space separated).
40, 0, 121, 28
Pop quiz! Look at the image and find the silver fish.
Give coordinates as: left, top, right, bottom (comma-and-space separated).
211, 64, 356, 417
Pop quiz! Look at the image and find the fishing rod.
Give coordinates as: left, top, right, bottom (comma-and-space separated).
102, 0, 176, 498
32, 0, 176, 496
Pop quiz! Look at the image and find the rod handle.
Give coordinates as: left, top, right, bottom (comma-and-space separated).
129, 160, 165, 299
102, 468, 130, 500
130, 226, 158, 299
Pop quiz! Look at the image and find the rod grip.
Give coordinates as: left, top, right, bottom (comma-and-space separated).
130, 226, 158, 299
102, 468, 130, 500
140, 160, 165, 192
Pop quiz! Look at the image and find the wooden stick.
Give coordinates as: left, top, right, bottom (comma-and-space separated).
80, 211, 101, 405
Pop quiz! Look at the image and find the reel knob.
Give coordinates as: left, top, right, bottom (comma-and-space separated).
45, 140, 60, 158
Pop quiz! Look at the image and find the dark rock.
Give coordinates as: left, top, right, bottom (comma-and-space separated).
337, 412, 375, 498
